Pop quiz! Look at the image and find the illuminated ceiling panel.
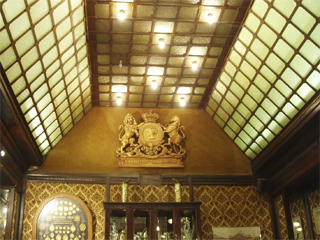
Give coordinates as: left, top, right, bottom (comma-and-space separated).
0, 0, 318, 160
87, 0, 251, 108
207, 0, 320, 159
0, 0, 92, 155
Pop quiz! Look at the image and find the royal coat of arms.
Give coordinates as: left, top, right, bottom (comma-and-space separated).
116, 110, 186, 168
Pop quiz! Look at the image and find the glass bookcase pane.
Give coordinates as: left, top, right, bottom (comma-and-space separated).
110, 210, 127, 240
0, 189, 9, 238
180, 209, 196, 240
157, 210, 174, 240
134, 210, 149, 240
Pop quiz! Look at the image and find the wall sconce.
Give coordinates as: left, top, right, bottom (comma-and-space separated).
180, 97, 186, 107
119, 9, 125, 21
151, 80, 157, 89
192, 61, 198, 71
207, 13, 214, 24
159, 38, 165, 49
116, 96, 122, 105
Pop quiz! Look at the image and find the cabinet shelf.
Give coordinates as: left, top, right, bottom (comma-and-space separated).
104, 202, 202, 240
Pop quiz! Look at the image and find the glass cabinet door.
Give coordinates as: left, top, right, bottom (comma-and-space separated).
133, 210, 149, 240
157, 210, 174, 240
110, 209, 127, 240
180, 209, 196, 240
0, 189, 9, 239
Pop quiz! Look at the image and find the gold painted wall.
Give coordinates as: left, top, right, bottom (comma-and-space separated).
39, 108, 251, 175
23, 183, 273, 240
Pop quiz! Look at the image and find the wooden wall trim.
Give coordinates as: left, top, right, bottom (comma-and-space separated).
269, 195, 280, 240
303, 193, 315, 240
0, 65, 42, 167
27, 172, 255, 186
4, 188, 15, 240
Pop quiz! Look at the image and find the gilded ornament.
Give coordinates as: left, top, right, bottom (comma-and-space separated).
173, 178, 181, 202
80, 223, 86, 231
117, 111, 186, 168
122, 178, 131, 202
49, 225, 55, 232
71, 225, 76, 232
74, 215, 80, 222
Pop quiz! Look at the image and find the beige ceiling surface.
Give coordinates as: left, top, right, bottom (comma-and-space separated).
0, 0, 319, 159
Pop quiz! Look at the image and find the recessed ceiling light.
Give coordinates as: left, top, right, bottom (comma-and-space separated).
116, 96, 122, 105
159, 38, 165, 49
119, 9, 125, 21
192, 61, 198, 71
151, 80, 157, 89
207, 13, 214, 24
0, 150, 5, 157
180, 97, 186, 107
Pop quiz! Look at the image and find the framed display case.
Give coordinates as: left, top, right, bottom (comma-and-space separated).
104, 202, 202, 240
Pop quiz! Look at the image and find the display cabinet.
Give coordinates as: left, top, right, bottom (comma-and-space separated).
104, 202, 202, 240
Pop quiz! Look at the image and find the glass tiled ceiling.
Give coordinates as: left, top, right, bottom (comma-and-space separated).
0, 0, 91, 155
0, 0, 319, 160
206, 0, 320, 159
87, 0, 250, 108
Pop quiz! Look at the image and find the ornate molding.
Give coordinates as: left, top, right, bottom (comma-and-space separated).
116, 111, 186, 168
27, 173, 254, 186
27, 173, 108, 184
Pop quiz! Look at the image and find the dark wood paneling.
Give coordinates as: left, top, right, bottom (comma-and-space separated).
0, 66, 43, 168
27, 172, 255, 186
253, 93, 320, 177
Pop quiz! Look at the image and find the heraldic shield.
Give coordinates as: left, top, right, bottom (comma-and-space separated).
116, 110, 186, 168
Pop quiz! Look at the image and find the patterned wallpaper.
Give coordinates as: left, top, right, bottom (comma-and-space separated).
22, 183, 106, 240
23, 183, 273, 239
110, 184, 190, 203
290, 198, 308, 239
276, 194, 289, 240
194, 185, 273, 240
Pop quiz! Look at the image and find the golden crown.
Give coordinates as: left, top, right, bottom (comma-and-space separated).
142, 110, 159, 123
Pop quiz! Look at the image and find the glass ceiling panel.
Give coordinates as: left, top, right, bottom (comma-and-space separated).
207, 0, 320, 160
88, 0, 249, 108
0, 0, 91, 156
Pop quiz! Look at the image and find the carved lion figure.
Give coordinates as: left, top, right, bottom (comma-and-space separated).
118, 114, 139, 152
164, 116, 185, 152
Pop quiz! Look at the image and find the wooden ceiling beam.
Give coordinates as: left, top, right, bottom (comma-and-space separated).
0, 64, 43, 176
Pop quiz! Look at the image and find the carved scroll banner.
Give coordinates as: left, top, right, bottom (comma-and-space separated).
32, 193, 92, 240
116, 110, 186, 168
